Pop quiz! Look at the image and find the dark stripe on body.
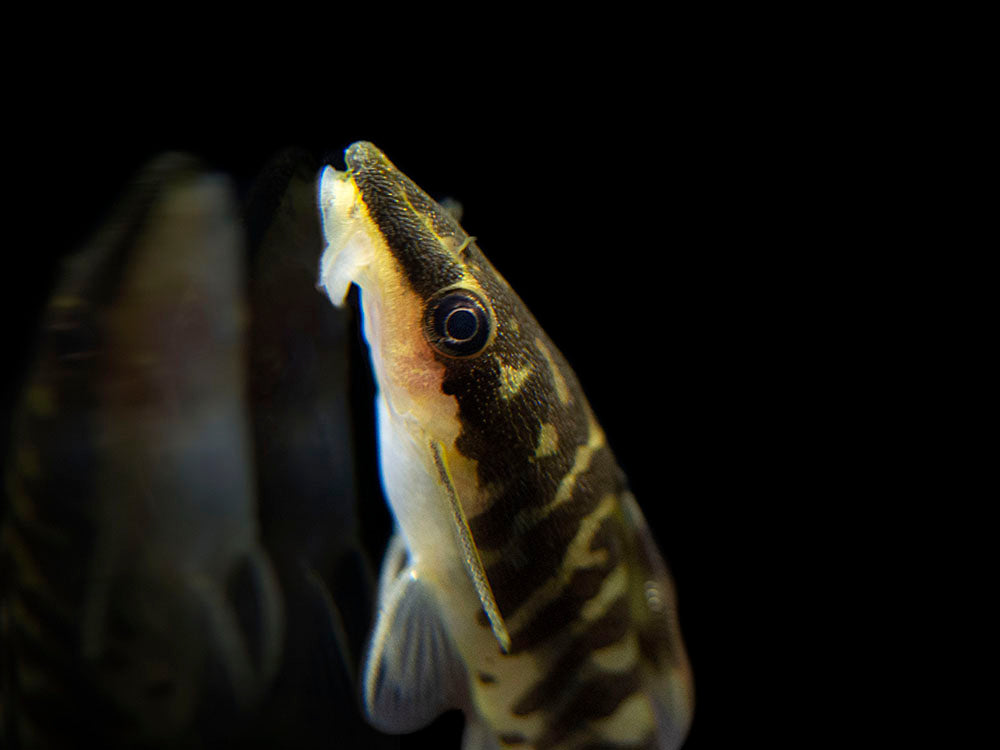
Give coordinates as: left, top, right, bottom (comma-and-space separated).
512, 595, 631, 716
508, 509, 627, 653
534, 665, 643, 750
509, 562, 614, 652
481, 448, 624, 620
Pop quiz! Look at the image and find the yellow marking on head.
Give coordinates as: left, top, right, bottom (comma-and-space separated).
535, 337, 570, 405
499, 361, 533, 399
506, 493, 618, 635
534, 422, 559, 458
395, 183, 473, 263
26, 385, 56, 418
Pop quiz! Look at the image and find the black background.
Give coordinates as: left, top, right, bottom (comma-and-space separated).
3, 63, 875, 747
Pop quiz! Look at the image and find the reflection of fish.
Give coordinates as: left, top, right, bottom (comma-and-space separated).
2, 155, 283, 747
241, 148, 398, 749
319, 142, 694, 749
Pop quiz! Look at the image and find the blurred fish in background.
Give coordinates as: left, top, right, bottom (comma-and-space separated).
1, 151, 394, 748
240, 149, 398, 749
1, 155, 282, 747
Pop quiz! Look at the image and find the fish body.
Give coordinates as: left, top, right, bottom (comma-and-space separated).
2, 156, 283, 747
318, 142, 693, 749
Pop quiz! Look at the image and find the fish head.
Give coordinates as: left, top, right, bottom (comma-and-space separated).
318, 143, 492, 438
319, 143, 576, 512
318, 142, 598, 576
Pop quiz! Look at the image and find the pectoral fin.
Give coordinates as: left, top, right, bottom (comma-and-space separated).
431, 441, 511, 653
361, 533, 467, 733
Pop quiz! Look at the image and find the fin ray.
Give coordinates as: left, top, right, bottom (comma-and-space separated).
362, 533, 467, 733
431, 441, 511, 653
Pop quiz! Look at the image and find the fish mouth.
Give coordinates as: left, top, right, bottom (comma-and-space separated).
344, 140, 389, 172
317, 165, 374, 306
317, 160, 419, 428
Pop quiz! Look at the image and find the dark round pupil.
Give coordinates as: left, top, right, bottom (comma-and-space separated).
425, 289, 492, 357
445, 307, 478, 341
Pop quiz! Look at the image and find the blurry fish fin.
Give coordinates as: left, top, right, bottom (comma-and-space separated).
362, 532, 466, 733
439, 197, 463, 222
329, 540, 378, 659
431, 442, 510, 653
201, 547, 285, 706
618, 491, 671, 581
651, 691, 692, 750
375, 530, 409, 596
299, 560, 356, 685
618, 493, 694, 748
462, 718, 501, 750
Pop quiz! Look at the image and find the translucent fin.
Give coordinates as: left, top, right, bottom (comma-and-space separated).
216, 547, 285, 704
619, 493, 694, 750
431, 442, 511, 653
299, 561, 356, 686
361, 533, 467, 733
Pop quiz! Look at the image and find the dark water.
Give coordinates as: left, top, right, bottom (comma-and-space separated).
2, 117, 833, 748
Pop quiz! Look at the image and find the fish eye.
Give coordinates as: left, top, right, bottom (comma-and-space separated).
424, 288, 493, 358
